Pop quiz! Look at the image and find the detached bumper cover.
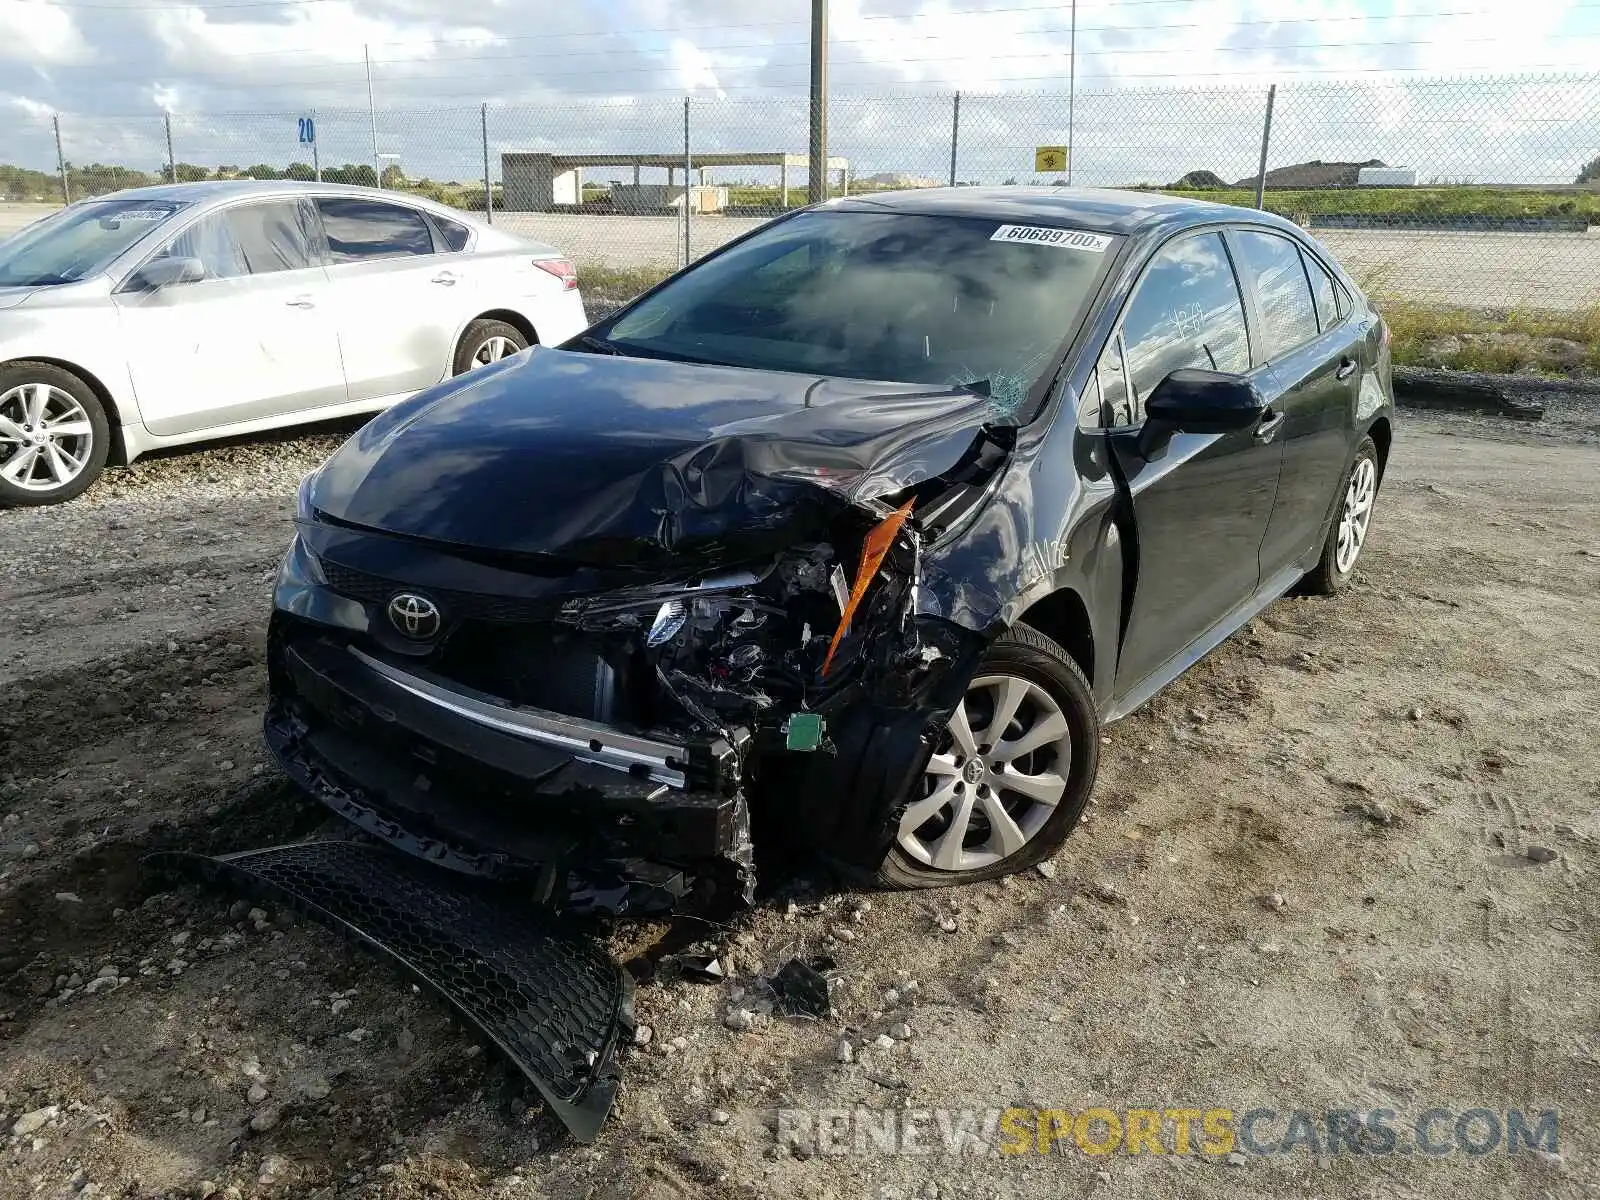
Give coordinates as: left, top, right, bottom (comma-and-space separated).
149, 841, 633, 1142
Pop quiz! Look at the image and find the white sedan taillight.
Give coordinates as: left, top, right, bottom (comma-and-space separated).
533, 258, 579, 291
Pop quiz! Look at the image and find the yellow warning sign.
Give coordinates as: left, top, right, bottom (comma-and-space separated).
1034, 146, 1068, 172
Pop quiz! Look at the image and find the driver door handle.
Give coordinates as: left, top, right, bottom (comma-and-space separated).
1253, 408, 1287, 444
431, 271, 458, 286
1335, 356, 1358, 380
285, 295, 316, 309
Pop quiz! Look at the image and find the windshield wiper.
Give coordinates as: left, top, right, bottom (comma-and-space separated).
952, 377, 993, 397
0, 274, 72, 287
577, 334, 624, 355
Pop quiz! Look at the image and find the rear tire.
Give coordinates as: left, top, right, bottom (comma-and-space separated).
1301, 435, 1379, 596
874, 624, 1099, 889
0, 361, 109, 507
453, 319, 530, 375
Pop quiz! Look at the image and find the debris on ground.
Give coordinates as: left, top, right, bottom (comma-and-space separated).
771, 957, 834, 1019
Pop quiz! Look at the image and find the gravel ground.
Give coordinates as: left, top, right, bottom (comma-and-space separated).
2, 409, 1598, 1200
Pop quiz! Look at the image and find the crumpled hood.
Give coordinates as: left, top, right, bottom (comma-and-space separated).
310, 347, 1003, 565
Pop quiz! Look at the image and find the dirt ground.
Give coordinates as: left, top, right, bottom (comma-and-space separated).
1, 414, 1597, 1200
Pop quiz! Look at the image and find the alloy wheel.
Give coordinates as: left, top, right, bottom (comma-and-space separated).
0, 383, 94, 493
472, 335, 519, 367
897, 673, 1074, 872
1335, 456, 1376, 574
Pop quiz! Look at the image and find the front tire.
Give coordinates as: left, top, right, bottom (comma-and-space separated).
0, 361, 109, 507
1301, 435, 1379, 595
453, 319, 530, 375
874, 624, 1099, 889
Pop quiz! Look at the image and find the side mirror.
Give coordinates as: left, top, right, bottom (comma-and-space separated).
126, 256, 205, 292
1137, 369, 1268, 459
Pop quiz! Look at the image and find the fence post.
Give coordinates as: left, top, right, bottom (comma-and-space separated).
808, 0, 828, 203
164, 110, 176, 184
481, 103, 493, 224
683, 95, 692, 267
312, 112, 321, 182
949, 91, 961, 187
1254, 84, 1277, 210
53, 114, 69, 204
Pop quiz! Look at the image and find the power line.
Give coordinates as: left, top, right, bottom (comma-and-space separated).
37, 28, 1599, 90
39, 12, 1600, 83
52, 2, 1600, 66
83, 62, 1600, 115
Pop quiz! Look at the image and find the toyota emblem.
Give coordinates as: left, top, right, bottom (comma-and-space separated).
387, 593, 441, 639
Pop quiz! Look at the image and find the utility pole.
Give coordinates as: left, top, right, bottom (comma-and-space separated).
163, 110, 176, 184
53, 114, 69, 204
365, 44, 380, 185
808, 0, 829, 204
1066, 0, 1077, 185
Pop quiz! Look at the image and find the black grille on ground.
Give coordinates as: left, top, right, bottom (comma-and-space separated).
318, 558, 551, 623
147, 841, 632, 1142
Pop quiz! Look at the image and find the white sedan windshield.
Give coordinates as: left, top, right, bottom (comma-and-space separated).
0, 198, 187, 287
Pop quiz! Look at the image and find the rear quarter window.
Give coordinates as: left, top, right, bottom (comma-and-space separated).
432, 214, 473, 253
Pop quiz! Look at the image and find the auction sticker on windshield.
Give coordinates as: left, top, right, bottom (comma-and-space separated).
990, 225, 1112, 252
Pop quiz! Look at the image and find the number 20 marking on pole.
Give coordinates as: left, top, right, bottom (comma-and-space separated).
298, 117, 316, 146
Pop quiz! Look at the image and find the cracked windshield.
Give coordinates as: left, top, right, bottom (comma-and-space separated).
605, 209, 1117, 415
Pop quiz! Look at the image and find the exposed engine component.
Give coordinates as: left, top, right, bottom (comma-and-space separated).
550, 521, 924, 738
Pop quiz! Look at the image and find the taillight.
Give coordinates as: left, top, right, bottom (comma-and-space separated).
1378, 317, 1391, 354
534, 258, 579, 291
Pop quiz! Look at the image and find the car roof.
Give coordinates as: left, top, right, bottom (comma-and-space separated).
77, 178, 557, 257
86, 179, 479, 224
828, 185, 1300, 239
92, 179, 373, 202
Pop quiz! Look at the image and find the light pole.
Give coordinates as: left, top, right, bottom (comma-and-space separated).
365, 44, 380, 183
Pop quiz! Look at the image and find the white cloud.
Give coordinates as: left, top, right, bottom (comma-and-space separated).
668, 37, 727, 98
0, 0, 92, 65
5, 93, 55, 120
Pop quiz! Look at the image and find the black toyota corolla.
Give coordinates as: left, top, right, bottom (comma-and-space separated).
266, 187, 1393, 909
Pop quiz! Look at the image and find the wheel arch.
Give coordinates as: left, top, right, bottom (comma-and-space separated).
1015, 586, 1095, 687
461, 309, 539, 351
1366, 415, 1392, 484
3, 356, 131, 466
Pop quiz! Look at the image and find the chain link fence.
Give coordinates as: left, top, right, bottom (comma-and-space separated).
4, 73, 1598, 320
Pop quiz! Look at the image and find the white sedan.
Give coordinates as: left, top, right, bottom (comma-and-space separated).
0, 180, 588, 505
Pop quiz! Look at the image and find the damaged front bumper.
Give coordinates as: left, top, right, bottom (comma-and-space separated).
267, 620, 756, 915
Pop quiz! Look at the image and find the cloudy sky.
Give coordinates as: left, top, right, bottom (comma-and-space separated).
3, 0, 1598, 184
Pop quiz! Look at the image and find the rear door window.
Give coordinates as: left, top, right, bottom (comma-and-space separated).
316, 197, 436, 263
1232, 229, 1320, 359
1119, 231, 1252, 411
1300, 247, 1342, 333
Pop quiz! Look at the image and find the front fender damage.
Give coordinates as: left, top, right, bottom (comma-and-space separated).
188, 405, 1020, 1143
